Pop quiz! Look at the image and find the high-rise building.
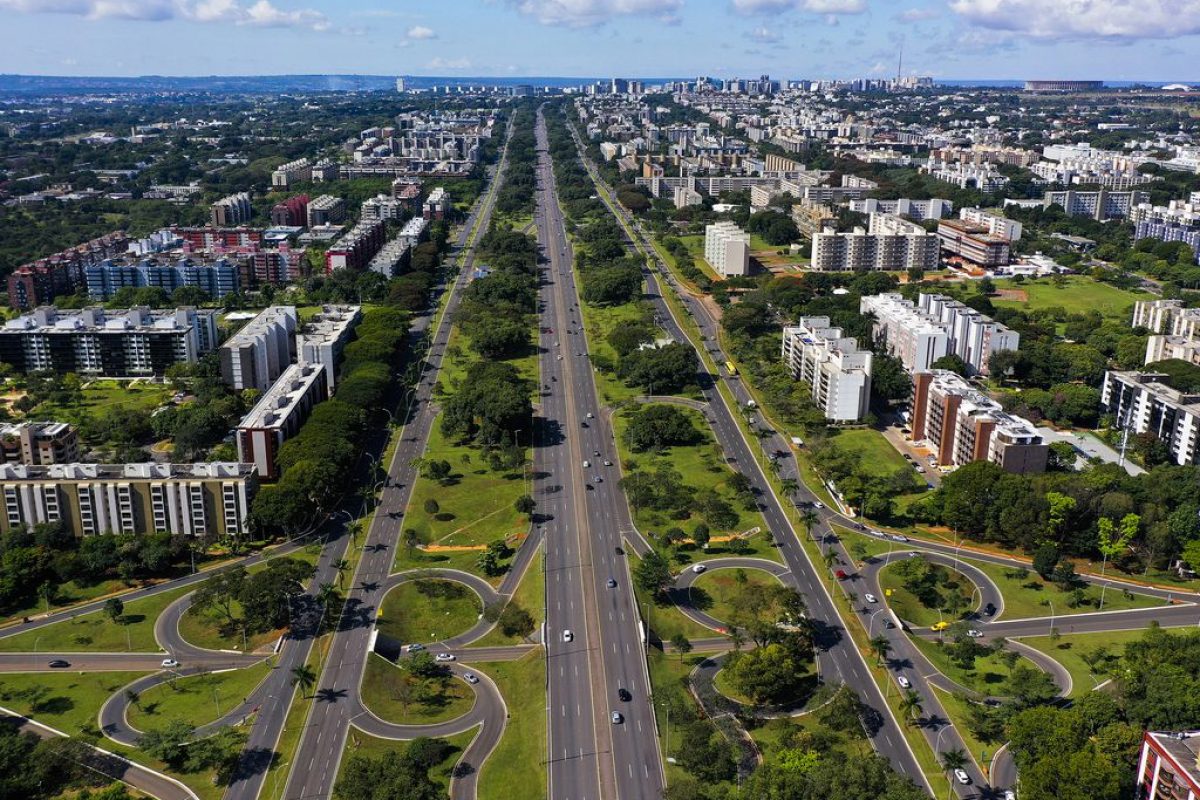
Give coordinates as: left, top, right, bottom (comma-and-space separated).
325, 221, 387, 273
1043, 189, 1149, 220
236, 362, 328, 479
0, 422, 79, 466
1102, 370, 1200, 465
781, 319, 873, 422
912, 370, 1047, 474
83, 256, 241, 301
210, 192, 252, 226
296, 305, 362, 390
219, 306, 298, 391
270, 194, 309, 227
306, 195, 346, 228
810, 214, 940, 272
0, 462, 257, 537
936, 219, 1012, 267
1136, 731, 1200, 800
271, 159, 311, 189
704, 221, 750, 277
861, 293, 1018, 376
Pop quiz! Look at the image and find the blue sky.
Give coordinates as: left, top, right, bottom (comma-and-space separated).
1, 0, 1199, 81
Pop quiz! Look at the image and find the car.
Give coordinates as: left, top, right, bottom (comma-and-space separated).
404, 643, 425, 653
883, 620, 896, 629
618, 688, 631, 701
889, 534, 909, 543
691, 564, 707, 574
556, 354, 563, 360
594, 475, 603, 483
903, 453, 913, 461
615, 546, 624, 555
915, 465, 926, 473
606, 578, 617, 588
611, 711, 623, 724
1003, 791, 1016, 800
48, 659, 70, 668
983, 602, 996, 616
593, 450, 601, 457
603, 459, 612, 466
464, 673, 479, 684
582, 460, 591, 468
562, 630, 574, 642
931, 621, 950, 632
835, 569, 848, 580
161, 658, 180, 668
897, 676, 911, 689
586, 412, 594, 419
967, 629, 984, 638
813, 501, 824, 509
435, 653, 456, 662
864, 593, 878, 604
953, 769, 971, 785
554, 341, 559, 347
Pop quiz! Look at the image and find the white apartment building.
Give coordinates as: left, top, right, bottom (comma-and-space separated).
704, 221, 750, 277
1043, 189, 1150, 220
920, 161, 1010, 193
810, 213, 940, 272
849, 198, 953, 221
1102, 370, 1200, 466
918, 293, 1019, 375
296, 305, 362, 391
1134, 299, 1200, 366
781, 318, 873, 422
1133, 299, 1186, 333
219, 305, 298, 391
860, 293, 951, 373
272, 158, 311, 189
237, 361, 329, 479
958, 207, 1023, 241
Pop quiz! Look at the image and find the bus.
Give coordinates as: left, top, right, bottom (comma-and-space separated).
724, 361, 738, 376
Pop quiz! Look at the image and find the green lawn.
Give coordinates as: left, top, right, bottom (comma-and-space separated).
909, 634, 1034, 695
178, 600, 286, 654
675, 234, 720, 281
933, 686, 999, 774
878, 562, 977, 627
576, 296, 659, 406
438, 323, 539, 400
471, 553, 544, 648
612, 404, 780, 564
1017, 628, 1153, 697
970, 560, 1164, 619
0, 577, 138, 628
0, 670, 148, 738
990, 276, 1148, 319
688, 567, 783, 627
477, 650, 546, 800
0, 584, 193, 653
127, 660, 272, 730
821, 429, 910, 478
339, 728, 475, 794
359, 653, 475, 725
646, 649, 704, 786
631, 553, 725, 643
377, 579, 483, 646
25, 379, 172, 428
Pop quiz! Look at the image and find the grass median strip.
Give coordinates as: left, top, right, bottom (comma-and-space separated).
126, 660, 273, 730
0, 584, 192, 653
476, 650, 546, 800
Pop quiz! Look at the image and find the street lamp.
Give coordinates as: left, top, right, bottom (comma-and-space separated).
1048, 599, 1056, 637
868, 609, 888, 637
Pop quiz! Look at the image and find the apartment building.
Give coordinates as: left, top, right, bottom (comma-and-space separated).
958, 207, 1023, 240
219, 306, 298, 391
172, 227, 262, 250
1131, 199, 1200, 263
1102, 370, 1200, 466
236, 362, 328, 479
7, 232, 129, 310
912, 370, 1048, 474
325, 220, 387, 273
391, 177, 423, 205
920, 161, 1010, 193
423, 186, 449, 220
792, 202, 838, 237
271, 158, 311, 189
936, 219, 1012, 267
0, 462, 257, 537
704, 221, 750, 277
84, 256, 241, 301
1043, 189, 1150, 220
801, 185, 870, 204
210, 192, 252, 227
307, 195, 346, 228
849, 198, 953, 221
361, 194, 408, 222
296, 305, 362, 390
860, 293, 951, 373
270, 194, 309, 227
1133, 298, 1187, 333
252, 245, 307, 286
1136, 731, 1200, 800
0, 306, 218, 376
918, 293, 1019, 375
781, 319, 873, 422
397, 217, 429, 250
810, 213, 939, 272
0, 422, 79, 466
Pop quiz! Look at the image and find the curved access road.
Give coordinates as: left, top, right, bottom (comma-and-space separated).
854, 548, 1005, 626
672, 558, 793, 633
374, 568, 503, 650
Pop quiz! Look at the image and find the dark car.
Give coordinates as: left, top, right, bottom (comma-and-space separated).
618, 688, 632, 701
48, 659, 70, 668
983, 602, 996, 616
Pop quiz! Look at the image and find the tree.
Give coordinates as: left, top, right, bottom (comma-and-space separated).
623, 405, 701, 452
291, 664, 317, 697
423, 499, 440, 515
940, 748, 968, 788
104, 596, 124, 623
930, 354, 970, 377
801, 509, 820, 541
1032, 543, 1060, 580
869, 634, 892, 666
898, 689, 924, 725
632, 551, 674, 598
726, 643, 807, 705
670, 633, 693, 663
514, 494, 536, 515
497, 603, 535, 638
333, 558, 351, 589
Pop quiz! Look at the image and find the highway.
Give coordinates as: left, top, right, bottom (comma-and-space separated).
535, 106, 664, 800
280, 119, 516, 800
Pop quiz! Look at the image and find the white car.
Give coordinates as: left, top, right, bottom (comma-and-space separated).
603, 460, 612, 466
435, 653, 456, 662
813, 501, 824, 509
586, 412, 594, 419
896, 676, 911, 689
691, 564, 707, 574
404, 643, 425, 653
562, 630, 574, 642
582, 460, 591, 468
967, 629, 984, 638
611, 711, 623, 724
954, 769, 971, 785
864, 594, 878, 604
161, 658, 180, 668
464, 673, 480, 684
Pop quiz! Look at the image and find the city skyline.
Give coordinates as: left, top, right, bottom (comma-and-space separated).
1, 0, 1199, 81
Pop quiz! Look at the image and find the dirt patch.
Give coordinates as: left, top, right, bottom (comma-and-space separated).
995, 288, 1028, 302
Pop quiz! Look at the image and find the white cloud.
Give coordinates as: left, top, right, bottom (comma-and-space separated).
746, 25, 780, 42
510, 0, 682, 27
406, 24, 436, 39
949, 0, 1200, 40
897, 6, 938, 21
0, 0, 329, 29
732, 0, 864, 14
426, 56, 472, 70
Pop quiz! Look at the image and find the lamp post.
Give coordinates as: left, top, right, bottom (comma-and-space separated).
1048, 599, 1056, 637
869, 608, 888, 637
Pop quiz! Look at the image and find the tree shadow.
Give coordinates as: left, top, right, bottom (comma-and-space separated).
315, 687, 348, 704
31, 695, 74, 716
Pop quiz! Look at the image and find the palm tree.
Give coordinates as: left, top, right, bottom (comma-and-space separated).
940, 748, 968, 799
899, 689, 924, 726
801, 509, 820, 541
318, 582, 337, 606
333, 559, 351, 588
869, 635, 892, 666
823, 548, 841, 571
780, 478, 799, 497
290, 665, 317, 698
348, 522, 363, 549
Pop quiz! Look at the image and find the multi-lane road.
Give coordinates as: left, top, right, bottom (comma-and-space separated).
535, 106, 664, 800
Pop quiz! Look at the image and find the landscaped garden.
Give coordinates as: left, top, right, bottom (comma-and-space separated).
878, 557, 978, 627
126, 660, 273, 729
359, 653, 475, 725
376, 579, 483, 646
